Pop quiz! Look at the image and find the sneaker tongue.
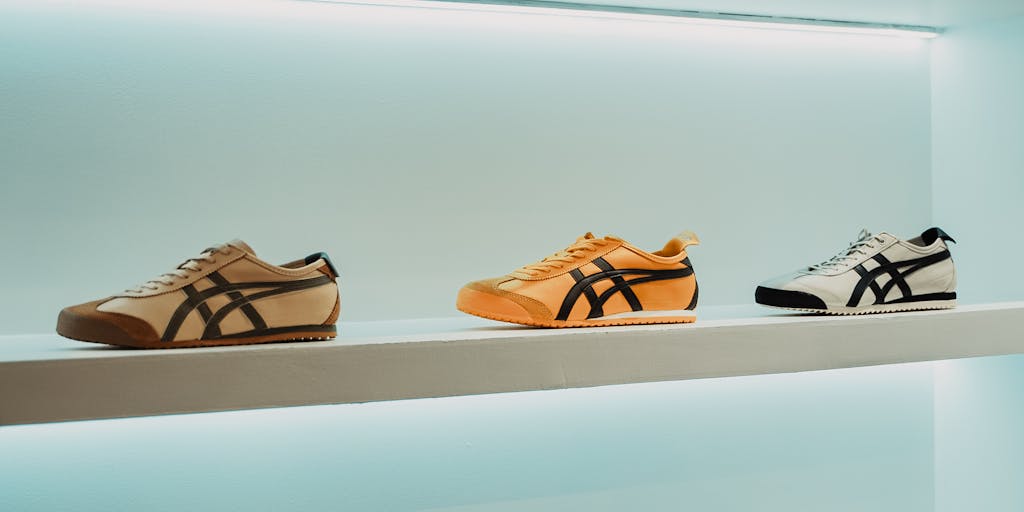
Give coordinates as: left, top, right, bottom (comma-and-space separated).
228, 239, 255, 255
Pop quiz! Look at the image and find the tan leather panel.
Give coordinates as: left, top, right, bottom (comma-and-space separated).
204, 293, 231, 313
253, 283, 340, 330
98, 292, 188, 337
218, 257, 324, 283
217, 308, 254, 337
180, 290, 230, 340
324, 293, 341, 325
192, 278, 215, 292
175, 310, 206, 341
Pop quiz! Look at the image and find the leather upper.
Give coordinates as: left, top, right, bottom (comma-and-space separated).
71, 241, 340, 343
761, 232, 957, 308
463, 234, 698, 322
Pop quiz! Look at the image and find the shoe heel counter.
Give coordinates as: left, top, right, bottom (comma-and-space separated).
323, 283, 341, 325
935, 242, 957, 293
685, 279, 699, 310
250, 278, 340, 330
306, 252, 340, 279
666, 255, 698, 311
683, 254, 698, 310
909, 250, 957, 295
309, 253, 341, 325
945, 253, 958, 293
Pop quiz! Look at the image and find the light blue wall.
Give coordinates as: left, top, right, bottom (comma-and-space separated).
931, 15, 1024, 303
0, 0, 933, 334
934, 355, 1024, 511
2, 4, 1023, 509
930, 17, 1024, 509
0, 362, 936, 511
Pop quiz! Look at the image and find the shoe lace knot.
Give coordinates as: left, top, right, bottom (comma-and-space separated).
126, 243, 232, 293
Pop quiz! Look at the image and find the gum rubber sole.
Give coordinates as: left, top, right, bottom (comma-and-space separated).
457, 305, 696, 328
60, 326, 337, 349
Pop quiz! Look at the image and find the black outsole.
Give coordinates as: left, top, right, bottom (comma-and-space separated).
755, 286, 827, 310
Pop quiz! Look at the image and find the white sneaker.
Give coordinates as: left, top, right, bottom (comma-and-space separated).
755, 228, 957, 315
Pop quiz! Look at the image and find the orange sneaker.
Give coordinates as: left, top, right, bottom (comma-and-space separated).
457, 232, 699, 327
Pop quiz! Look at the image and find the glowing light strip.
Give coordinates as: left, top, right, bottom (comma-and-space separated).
306, 0, 942, 38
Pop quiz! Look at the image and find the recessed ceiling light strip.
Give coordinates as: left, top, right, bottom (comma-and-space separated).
304, 0, 942, 38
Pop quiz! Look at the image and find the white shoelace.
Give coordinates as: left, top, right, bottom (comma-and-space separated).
127, 244, 232, 292
809, 229, 885, 271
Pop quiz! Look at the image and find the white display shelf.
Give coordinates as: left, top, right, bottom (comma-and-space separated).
1, 302, 1022, 426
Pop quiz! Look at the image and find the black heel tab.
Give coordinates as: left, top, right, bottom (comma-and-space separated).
305, 252, 340, 278
922, 227, 956, 245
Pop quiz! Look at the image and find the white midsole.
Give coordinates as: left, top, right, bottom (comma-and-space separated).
825, 300, 957, 314
596, 309, 695, 320
765, 299, 957, 315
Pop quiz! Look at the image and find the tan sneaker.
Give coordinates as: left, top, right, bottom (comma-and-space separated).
57, 240, 340, 349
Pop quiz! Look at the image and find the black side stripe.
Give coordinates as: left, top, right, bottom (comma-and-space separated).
871, 254, 912, 301
570, 268, 603, 318
199, 278, 328, 340
682, 257, 698, 311
877, 256, 949, 303
847, 250, 951, 307
182, 284, 219, 339
589, 269, 693, 315
207, 272, 267, 332
853, 265, 884, 304
161, 275, 333, 342
556, 267, 694, 321
686, 281, 699, 311
592, 257, 642, 314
